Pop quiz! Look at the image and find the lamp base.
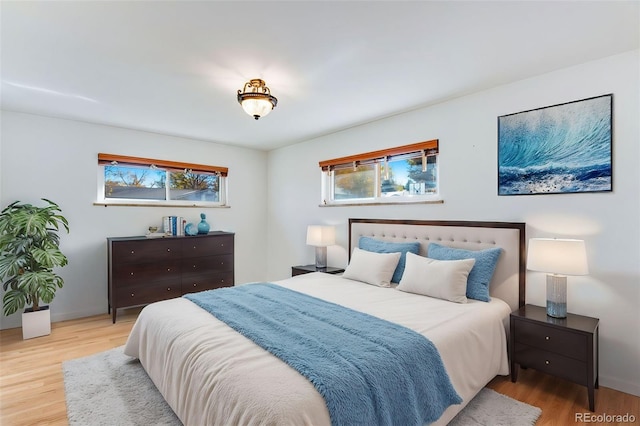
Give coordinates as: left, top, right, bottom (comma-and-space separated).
315, 246, 327, 270
546, 274, 567, 318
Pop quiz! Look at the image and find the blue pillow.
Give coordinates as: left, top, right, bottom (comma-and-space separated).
359, 237, 420, 283
427, 243, 502, 302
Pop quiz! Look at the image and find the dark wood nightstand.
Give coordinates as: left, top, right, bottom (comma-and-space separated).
510, 304, 599, 411
291, 265, 345, 277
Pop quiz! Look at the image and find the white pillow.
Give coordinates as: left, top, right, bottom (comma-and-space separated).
397, 252, 476, 303
343, 247, 401, 288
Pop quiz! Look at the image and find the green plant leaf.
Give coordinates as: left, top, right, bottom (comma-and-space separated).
0, 253, 26, 280
37, 280, 58, 304
17, 269, 64, 308
2, 276, 19, 292
21, 270, 52, 290
32, 247, 68, 269
3, 289, 27, 316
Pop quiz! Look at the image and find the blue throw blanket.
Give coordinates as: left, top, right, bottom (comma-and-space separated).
184, 283, 461, 425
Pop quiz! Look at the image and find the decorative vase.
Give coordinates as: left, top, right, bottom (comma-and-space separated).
185, 223, 197, 236
197, 213, 210, 234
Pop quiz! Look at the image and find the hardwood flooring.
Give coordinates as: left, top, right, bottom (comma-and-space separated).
1, 310, 638, 426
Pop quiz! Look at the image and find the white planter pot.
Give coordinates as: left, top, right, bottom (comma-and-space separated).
22, 307, 51, 340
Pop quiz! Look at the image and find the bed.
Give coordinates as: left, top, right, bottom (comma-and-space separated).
124, 219, 526, 425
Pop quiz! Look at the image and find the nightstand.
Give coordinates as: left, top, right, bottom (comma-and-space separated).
510, 304, 599, 411
291, 265, 345, 277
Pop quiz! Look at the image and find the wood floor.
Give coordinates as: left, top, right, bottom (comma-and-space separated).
1, 310, 638, 426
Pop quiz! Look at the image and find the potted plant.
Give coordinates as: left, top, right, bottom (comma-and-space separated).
0, 199, 69, 339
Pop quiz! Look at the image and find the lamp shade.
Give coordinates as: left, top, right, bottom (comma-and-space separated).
527, 238, 589, 276
306, 225, 336, 247
241, 98, 274, 119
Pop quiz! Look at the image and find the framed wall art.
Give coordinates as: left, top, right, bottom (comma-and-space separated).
498, 94, 612, 196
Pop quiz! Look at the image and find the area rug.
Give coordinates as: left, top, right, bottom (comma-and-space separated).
63, 346, 541, 426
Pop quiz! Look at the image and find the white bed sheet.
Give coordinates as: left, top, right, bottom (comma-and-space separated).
124, 273, 511, 425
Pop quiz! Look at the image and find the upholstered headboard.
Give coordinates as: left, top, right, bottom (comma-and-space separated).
349, 219, 526, 311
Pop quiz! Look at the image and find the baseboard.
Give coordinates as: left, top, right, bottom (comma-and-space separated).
50, 306, 107, 324
0, 305, 107, 331
600, 375, 640, 397
0, 315, 20, 330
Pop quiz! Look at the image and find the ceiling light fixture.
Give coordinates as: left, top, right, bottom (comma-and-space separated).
237, 79, 277, 120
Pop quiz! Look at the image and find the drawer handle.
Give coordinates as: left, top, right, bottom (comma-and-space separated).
130, 272, 134, 276
167, 268, 171, 272
167, 248, 171, 252
545, 336, 550, 341
221, 243, 224, 247
545, 360, 550, 365
221, 262, 224, 265
193, 283, 197, 287
193, 246, 197, 249
193, 265, 196, 268
130, 293, 135, 297
221, 279, 224, 283
131, 250, 135, 254
167, 287, 171, 291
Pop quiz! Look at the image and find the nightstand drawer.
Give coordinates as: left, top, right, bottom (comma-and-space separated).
515, 320, 587, 361
514, 342, 588, 385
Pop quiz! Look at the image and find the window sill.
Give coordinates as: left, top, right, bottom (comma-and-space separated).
319, 199, 444, 207
94, 201, 230, 208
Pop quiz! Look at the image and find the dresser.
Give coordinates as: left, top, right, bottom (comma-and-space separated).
107, 232, 234, 323
510, 304, 599, 411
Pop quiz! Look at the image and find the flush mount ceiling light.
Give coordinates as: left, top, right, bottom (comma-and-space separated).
237, 79, 278, 120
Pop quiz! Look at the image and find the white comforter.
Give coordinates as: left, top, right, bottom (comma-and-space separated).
124, 273, 511, 425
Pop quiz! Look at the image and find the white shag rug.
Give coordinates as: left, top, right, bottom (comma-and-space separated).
63, 346, 541, 426
449, 387, 541, 425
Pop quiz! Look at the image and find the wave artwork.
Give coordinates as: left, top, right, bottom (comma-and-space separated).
498, 94, 612, 195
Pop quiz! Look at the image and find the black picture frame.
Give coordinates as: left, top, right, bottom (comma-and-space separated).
498, 94, 613, 196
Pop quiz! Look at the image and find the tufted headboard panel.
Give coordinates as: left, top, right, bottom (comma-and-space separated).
349, 219, 526, 311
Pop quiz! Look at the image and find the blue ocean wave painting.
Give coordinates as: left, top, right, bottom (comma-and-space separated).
498, 95, 612, 195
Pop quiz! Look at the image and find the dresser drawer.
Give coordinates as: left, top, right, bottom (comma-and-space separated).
115, 281, 182, 308
182, 272, 234, 294
181, 235, 234, 257
181, 254, 233, 275
514, 342, 588, 385
112, 239, 182, 264
515, 320, 587, 361
113, 259, 182, 284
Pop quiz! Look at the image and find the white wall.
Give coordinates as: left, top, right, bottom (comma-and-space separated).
0, 112, 268, 329
266, 50, 640, 396
1, 50, 637, 397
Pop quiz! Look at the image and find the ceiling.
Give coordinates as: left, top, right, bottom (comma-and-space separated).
1, 1, 638, 151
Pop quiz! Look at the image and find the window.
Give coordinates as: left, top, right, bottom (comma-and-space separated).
97, 153, 227, 206
319, 140, 439, 205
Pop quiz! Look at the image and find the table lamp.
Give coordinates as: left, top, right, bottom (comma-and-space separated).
306, 225, 336, 270
526, 238, 589, 318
